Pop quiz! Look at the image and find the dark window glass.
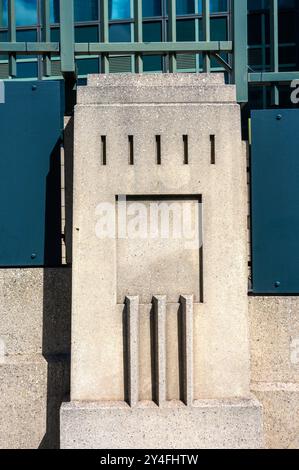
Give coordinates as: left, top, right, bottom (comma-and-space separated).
109, 23, 131, 42
50, 0, 60, 23
279, 45, 296, 67
143, 55, 163, 72
177, 19, 196, 41
17, 60, 38, 78
143, 21, 162, 42
248, 0, 269, 10
279, 12, 296, 43
177, 0, 195, 15
211, 17, 227, 40
74, 0, 98, 22
142, 0, 162, 17
51, 27, 60, 42
16, 28, 37, 42
109, 0, 131, 20
75, 26, 99, 43
198, 0, 228, 13
76, 58, 99, 75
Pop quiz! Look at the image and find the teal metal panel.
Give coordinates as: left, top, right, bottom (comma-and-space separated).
0, 81, 62, 267
251, 109, 299, 294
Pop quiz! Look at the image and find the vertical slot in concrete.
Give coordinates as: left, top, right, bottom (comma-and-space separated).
101, 135, 107, 165
179, 295, 194, 406
156, 135, 161, 165
183, 135, 189, 164
128, 135, 134, 165
210, 135, 216, 164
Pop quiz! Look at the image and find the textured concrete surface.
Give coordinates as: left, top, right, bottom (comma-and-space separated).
249, 297, 299, 449
71, 74, 250, 403
0, 268, 71, 449
61, 398, 263, 449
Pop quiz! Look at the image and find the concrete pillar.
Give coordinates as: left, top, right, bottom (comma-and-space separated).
61, 73, 263, 449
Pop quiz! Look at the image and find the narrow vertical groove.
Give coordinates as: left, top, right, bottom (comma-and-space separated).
180, 295, 194, 407
210, 135, 216, 164
126, 296, 139, 408
128, 135, 134, 165
156, 135, 161, 165
153, 295, 166, 406
183, 135, 189, 165
101, 135, 107, 165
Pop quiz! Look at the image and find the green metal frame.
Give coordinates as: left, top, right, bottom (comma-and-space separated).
0, 0, 299, 105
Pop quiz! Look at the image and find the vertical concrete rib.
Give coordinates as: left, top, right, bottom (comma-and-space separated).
180, 295, 194, 406
153, 295, 167, 406
126, 296, 139, 407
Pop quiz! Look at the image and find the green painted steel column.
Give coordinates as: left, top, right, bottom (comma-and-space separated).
59, 0, 75, 73
232, 0, 248, 103
8, 0, 16, 77
42, 0, 51, 77
203, 0, 210, 73
270, 0, 279, 105
100, 0, 109, 73
0, 0, 4, 28
134, 0, 143, 73
168, 0, 176, 72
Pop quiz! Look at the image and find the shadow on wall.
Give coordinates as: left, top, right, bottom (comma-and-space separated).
39, 117, 74, 449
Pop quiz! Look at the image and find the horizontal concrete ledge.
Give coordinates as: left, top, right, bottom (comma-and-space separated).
77, 85, 236, 105
87, 73, 225, 87
61, 398, 263, 449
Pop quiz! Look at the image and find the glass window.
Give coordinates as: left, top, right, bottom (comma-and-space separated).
74, 0, 98, 22
50, 0, 60, 23
143, 55, 163, 72
109, 23, 131, 42
198, 0, 228, 13
177, 0, 195, 15
248, 0, 269, 11
177, 19, 196, 41
1, 0, 38, 26
75, 26, 99, 43
143, 21, 162, 42
109, 0, 131, 20
142, 0, 162, 17
17, 60, 38, 78
76, 58, 99, 76
211, 17, 227, 40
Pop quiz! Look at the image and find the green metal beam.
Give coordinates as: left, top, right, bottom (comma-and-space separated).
41, 0, 51, 77
0, 0, 4, 28
59, 0, 75, 74
270, 0, 279, 105
232, 0, 248, 103
82, 41, 233, 54
249, 72, 299, 83
203, 0, 210, 73
8, 0, 16, 77
100, 0, 109, 73
168, 0, 176, 72
134, 0, 143, 73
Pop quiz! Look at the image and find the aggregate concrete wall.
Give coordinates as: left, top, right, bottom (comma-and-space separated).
249, 297, 299, 449
0, 268, 71, 449
0, 265, 298, 448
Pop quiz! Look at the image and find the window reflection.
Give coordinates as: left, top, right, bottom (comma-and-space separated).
1, 0, 38, 26
109, 0, 131, 20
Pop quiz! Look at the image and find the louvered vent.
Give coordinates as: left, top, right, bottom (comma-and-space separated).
177, 54, 196, 71
0, 63, 9, 79
109, 56, 132, 74
51, 60, 62, 77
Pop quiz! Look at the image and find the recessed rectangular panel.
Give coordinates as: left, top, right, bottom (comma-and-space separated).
116, 196, 202, 304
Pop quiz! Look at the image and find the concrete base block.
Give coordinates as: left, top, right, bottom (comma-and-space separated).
61, 398, 263, 449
